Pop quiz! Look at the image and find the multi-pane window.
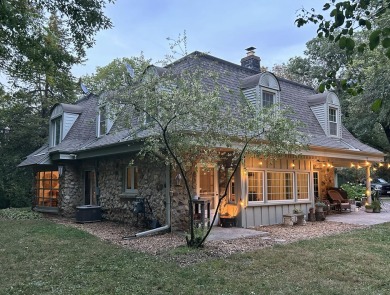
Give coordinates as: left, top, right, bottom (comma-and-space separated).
296, 173, 309, 200
99, 106, 107, 136
267, 172, 293, 200
228, 179, 237, 204
51, 117, 62, 146
35, 171, 59, 207
313, 171, 319, 199
248, 171, 264, 202
329, 108, 338, 136
262, 91, 275, 108
125, 166, 138, 193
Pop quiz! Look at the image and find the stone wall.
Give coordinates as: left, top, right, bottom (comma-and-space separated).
59, 164, 82, 216
58, 155, 196, 231
98, 155, 169, 227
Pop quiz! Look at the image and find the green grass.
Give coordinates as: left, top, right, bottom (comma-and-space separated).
1, 217, 390, 294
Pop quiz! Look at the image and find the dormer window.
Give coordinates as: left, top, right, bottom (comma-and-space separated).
241, 72, 280, 111
96, 103, 114, 137
307, 92, 342, 138
329, 107, 338, 136
49, 103, 82, 147
51, 116, 62, 146
262, 90, 275, 108
98, 106, 107, 136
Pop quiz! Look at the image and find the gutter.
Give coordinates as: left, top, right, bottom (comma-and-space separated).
123, 165, 171, 239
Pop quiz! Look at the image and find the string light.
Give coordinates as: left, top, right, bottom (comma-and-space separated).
351, 163, 355, 168
379, 163, 384, 167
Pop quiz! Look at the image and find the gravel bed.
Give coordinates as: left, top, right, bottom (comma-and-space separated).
45, 215, 366, 267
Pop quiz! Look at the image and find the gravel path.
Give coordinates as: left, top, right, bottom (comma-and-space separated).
45, 215, 366, 267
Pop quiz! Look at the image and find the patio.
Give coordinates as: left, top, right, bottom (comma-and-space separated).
326, 206, 390, 226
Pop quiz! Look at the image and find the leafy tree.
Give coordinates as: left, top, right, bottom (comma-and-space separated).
0, 0, 114, 81
272, 37, 348, 90
81, 55, 151, 95
0, 90, 46, 208
296, 0, 390, 91
0, 1, 114, 208
107, 36, 306, 247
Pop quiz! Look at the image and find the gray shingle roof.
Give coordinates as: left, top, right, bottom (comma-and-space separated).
19, 51, 384, 167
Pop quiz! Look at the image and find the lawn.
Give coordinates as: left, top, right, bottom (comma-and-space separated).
1, 214, 390, 294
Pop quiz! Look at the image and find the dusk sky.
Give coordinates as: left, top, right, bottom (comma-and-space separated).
73, 0, 325, 78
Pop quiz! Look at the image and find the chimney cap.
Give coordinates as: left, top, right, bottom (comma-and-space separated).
245, 46, 256, 51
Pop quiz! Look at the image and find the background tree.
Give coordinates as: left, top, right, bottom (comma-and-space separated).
296, 0, 390, 92
0, 1, 114, 208
81, 55, 151, 94
107, 37, 306, 247
0, 0, 113, 82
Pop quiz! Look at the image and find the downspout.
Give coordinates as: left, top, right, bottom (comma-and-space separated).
124, 164, 171, 239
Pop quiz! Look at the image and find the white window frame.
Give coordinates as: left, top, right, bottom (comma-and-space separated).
50, 115, 62, 147
296, 172, 310, 200
247, 171, 264, 203
97, 106, 107, 137
247, 169, 312, 204
228, 178, 237, 204
328, 107, 338, 137
261, 89, 276, 109
266, 171, 294, 201
124, 166, 138, 194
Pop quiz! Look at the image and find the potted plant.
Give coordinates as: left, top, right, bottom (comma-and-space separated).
365, 204, 373, 213
371, 200, 381, 213
315, 202, 326, 213
292, 208, 302, 214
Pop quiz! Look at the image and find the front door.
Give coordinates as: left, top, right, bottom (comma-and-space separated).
84, 171, 97, 205
197, 166, 219, 224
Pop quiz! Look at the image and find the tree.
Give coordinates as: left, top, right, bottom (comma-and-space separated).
81, 55, 151, 95
106, 37, 306, 247
0, 1, 114, 208
0, 0, 114, 82
296, 0, 390, 92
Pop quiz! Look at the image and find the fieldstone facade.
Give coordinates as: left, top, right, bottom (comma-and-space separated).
59, 164, 82, 216
57, 154, 195, 231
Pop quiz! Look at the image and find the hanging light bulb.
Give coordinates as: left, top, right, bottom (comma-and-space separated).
379, 162, 384, 167
351, 163, 355, 168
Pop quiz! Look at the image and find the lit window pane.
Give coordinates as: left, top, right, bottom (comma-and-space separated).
248, 171, 263, 202
267, 172, 293, 200
297, 173, 309, 199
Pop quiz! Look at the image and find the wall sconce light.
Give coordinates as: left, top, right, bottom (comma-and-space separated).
291, 161, 295, 168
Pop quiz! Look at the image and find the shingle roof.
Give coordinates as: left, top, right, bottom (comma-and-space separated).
19, 51, 384, 167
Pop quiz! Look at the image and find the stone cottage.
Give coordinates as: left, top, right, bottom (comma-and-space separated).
19, 49, 384, 231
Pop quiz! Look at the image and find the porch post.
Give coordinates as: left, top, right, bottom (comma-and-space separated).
366, 165, 372, 204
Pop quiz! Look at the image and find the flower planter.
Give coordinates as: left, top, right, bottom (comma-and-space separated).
365, 208, 373, 213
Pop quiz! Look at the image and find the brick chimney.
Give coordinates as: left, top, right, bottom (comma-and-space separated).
240, 47, 261, 72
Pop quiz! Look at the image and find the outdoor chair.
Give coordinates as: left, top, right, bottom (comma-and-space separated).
327, 189, 351, 212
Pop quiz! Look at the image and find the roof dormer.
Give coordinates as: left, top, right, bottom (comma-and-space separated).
308, 91, 342, 138
240, 72, 281, 110
49, 103, 83, 147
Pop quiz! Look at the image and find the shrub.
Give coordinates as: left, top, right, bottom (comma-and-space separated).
0, 208, 42, 220
341, 183, 365, 200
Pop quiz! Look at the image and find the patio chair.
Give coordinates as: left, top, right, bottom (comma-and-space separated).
327, 189, 351, 212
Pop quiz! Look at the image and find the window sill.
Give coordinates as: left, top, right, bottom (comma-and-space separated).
247, 201, 311, 207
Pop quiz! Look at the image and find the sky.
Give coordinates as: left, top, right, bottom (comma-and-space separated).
72, 0, 325, 78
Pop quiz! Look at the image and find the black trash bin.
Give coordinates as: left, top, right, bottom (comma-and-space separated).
76, 205, 102, 223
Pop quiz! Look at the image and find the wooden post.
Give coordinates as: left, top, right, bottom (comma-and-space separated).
366, 165, 372, 204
